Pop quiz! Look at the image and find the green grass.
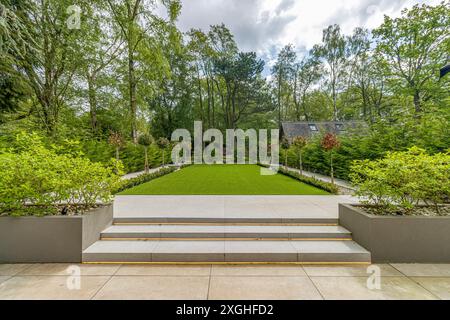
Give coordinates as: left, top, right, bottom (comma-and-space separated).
119, 164, 330, 195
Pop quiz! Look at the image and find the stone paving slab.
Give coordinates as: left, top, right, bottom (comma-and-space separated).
211, 265, 307, 277
0, 276, 10, 285
101, 224, 352, 239
83, 241, 159, 262
1, 263, 449, 300
113, 195, 358, 220
82, 239, 370, 263
92, 276, 210, 300
0, 264, 31, 276
152, 241, 226, 262
224, 241, 298, 262
410, 277, 450, 300
0, 275, 110, 300
208, 276, 323, 300
303, 264, 403, 277
309, 276, 437, 300
390, 264, 450, 277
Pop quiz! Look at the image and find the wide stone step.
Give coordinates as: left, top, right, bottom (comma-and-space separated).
101, 225, 352, 240
113, 216, 338, 225
82, 240, 370, 263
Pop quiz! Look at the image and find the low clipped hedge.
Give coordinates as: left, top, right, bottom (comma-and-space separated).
257, 163, 339, 194
114, 167, 178, 194
278, 167, 339, 194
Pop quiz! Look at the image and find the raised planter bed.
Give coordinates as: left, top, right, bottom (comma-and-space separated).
0, 205, 113, 263
339, 204, 450, 263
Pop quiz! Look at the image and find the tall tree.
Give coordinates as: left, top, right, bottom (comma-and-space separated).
293, 55, 322, 121
272, 44, 297, 127
76, 2, 123, 135
208, 24, 238, 128
106, 0, 180, 142
6, 0, 89, 135
373, 2, 450, 116
313, 25, 348, 121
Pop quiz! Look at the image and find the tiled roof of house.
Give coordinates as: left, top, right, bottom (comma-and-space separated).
281, 121, 366, 141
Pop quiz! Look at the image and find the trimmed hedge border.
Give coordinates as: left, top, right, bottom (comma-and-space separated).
257, 164, 339, 194
114, 164, 193, 194
114, 167, 177, 193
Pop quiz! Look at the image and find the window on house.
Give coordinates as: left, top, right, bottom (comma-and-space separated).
335, 123, 345, 132
309, 124, 318, 132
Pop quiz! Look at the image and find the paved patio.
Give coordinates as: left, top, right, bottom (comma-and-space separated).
113, 195, 358, 220
0, 263, 449, 300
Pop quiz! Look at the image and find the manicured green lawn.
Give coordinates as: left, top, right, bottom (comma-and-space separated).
119, 165, 329, 195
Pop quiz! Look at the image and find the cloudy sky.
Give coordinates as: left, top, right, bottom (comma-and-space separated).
159, 0, 441, 69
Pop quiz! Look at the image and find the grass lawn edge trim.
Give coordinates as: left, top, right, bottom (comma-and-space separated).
119, 164, 330, 195
114, 165, 191, 194
258, 163, 339, 194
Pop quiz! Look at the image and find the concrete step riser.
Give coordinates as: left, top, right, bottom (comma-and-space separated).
101, 233, 352, 240
82, 240, 371, 263
113, 218, 339, 225
83, 252, 370, 263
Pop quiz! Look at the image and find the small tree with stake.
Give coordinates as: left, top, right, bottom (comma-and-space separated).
108, 131, 125, 161
292, 136, 307, 175
280, 137, 290, 167
156, 137, 170, 166
321, 133, 341, 185
138, 134, 154, 173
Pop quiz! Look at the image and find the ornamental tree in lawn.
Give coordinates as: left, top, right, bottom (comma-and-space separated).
108, 131, 125, 161
156, 137, 170, 166
321, 133, 341, 185
292, 136, 308, 175
280, 137, 290, 167
138, 134, 154, 173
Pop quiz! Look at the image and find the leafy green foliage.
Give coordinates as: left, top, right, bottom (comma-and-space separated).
156, 137, 170, 149
257, 163, 338, 194
137, 134, 154, 147
0, 133, 122, 216
350, 147, 450, 214
292, 136, 307, 149
373, 2, 450, 114
0, 0, 448, 193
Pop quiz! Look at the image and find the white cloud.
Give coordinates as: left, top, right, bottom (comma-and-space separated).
158, 0, 442, 71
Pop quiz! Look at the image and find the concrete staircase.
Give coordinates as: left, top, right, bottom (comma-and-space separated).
83, 215, 371, 264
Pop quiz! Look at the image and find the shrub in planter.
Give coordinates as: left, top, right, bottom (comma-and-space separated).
0, 133, 123, 216
350, 147, 450, 215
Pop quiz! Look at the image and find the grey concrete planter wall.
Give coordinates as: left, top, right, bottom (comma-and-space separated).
339, 204, 450, 263
0, 205, 113, 263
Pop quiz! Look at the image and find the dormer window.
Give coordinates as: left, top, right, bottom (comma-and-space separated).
309, 124, 318, 132
335, 123, 345, 132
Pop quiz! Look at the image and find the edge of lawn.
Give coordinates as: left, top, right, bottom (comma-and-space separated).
117, 164, 337, 195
